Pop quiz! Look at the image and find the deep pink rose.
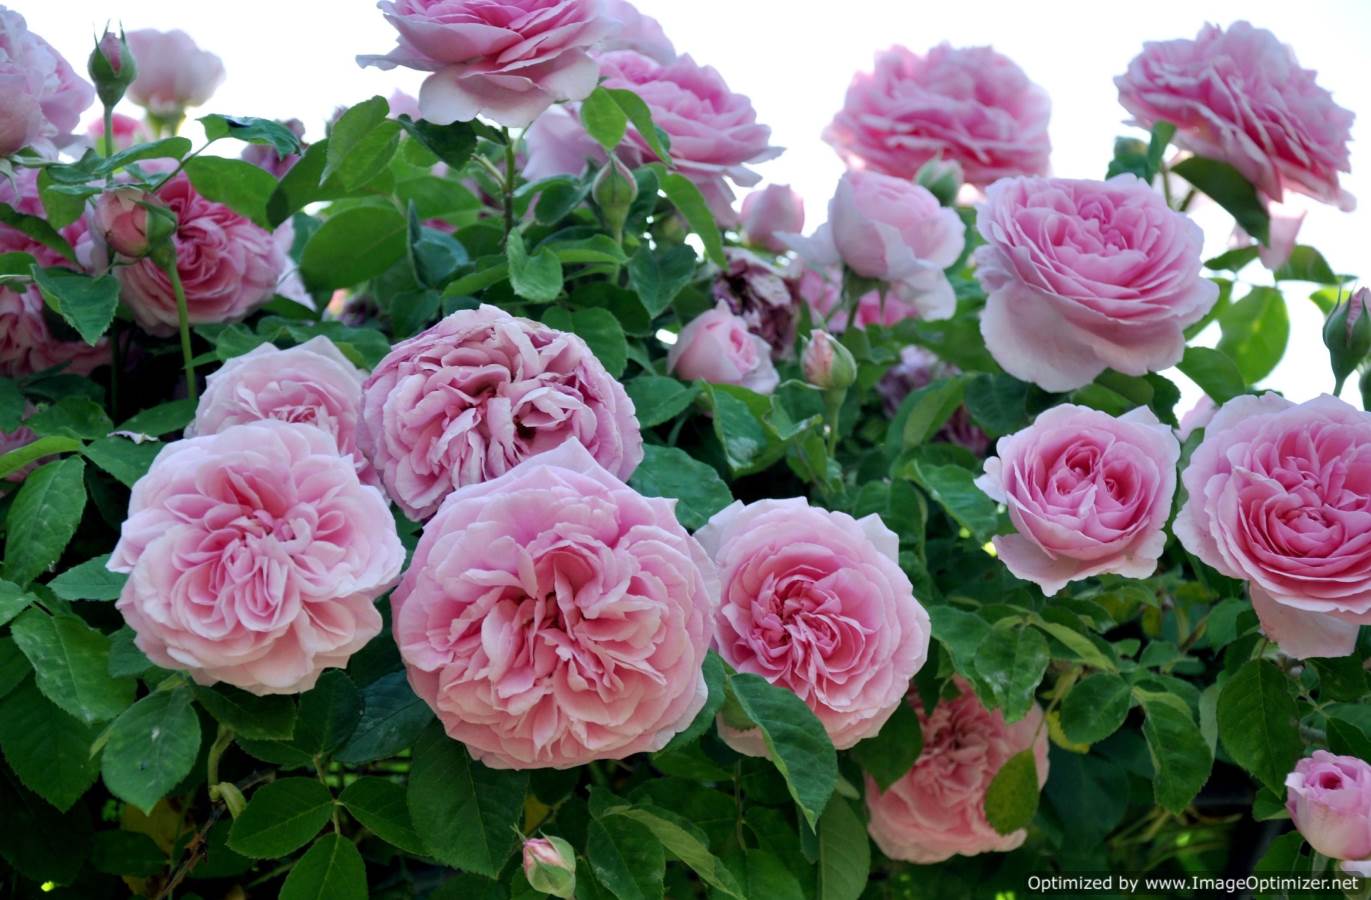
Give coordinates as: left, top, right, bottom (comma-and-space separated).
667, 302, 779, 394
1175, 393, 1371, 658
360, 304, 642, 520
125, 29, 225, 114
866, 679, 1049, 863
358, 0, 610, 128
697, 498, 930, 752
601, 0, 674, 63
108, 421, 404, 694
740, 184, 804, 254
974, 175, 1219, 391
1117, 21, 1355, 211
1286, 752, 1371, 865
114, 173, 287, 335
191, 337, 375, 487
0, 284, 109, 377
0, 167, 88, 269
825, 44, 1050, 186
977, 405, 1178, 596
391, 440, 718, 769
0, 8, 93, 157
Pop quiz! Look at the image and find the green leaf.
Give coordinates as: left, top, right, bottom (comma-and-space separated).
300, 205, 408, 291
325, 96, 396, 187
600, 803, 744, 899
395, 116, 479, 170
27, 396, 112, 439
83, 436, 161, 487
36, 169, 88, 229
738, 849, 805, 900
726, 672, 837, 829
963, 373, 1028, 436
106, 628, 154, 679
625, 376, 698, 428
628, 444, 732, 531
659, 650, 726, 753
279, 833, 368, 900
1032, 619, 1117, 671
184, 155, 278, 228
1177, 346, 1247, 402
587, 809, 665, 900
1273, 246, 1338, 284
0, 579, 33, 627
47, 554, 126, 601
0, 203, 76, 263
603, 88, 672, 165
850, 701, 922, 791
200, 114, 304, 155
569, 307, 628, 377
229, 778, 336, 858
1217, 659, 1303, 795
1059, 674, 1132, 745
30, 266, 120, 345
90, 829, 167, 876
581, 87, 629, 152
627, 244, 696, 317
1172, 156, 1270, 244
1205, 245, 1261, 273
333, 669, 433, 765
407, 721, 528, 877
507, 230, 564, 302
9, 608, 133, 724
1216, 286, 1289, 384
898, 377, 966, 448
101, 687, 202, 813
0, 677, 101, 811
657, 171, 725, 267
902, 459, 1000, 543
816, 795, 869, 900
0, 377, 23, 430
705, 383, 782, 476
0, 637, 28, 699
0, 775, 92, 885
983, 747, 1041, 835
267, 141, 359, 227
0, 435, 81, 480
193, 684, 297, 740
339, 777, 425, 856
1135, 688, 1212, 814
973, 624, 1049, 722
1326, 706, 1371, 759
293, 669, 363, 756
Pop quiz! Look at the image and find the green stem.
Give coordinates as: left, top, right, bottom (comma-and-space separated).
1159, 160, 1175, 209
102, 106, 115, 165
164, 260, 197, 402
502, 128, 517, 242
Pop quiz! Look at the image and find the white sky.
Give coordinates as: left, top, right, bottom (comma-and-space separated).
18, 0, 1371, 409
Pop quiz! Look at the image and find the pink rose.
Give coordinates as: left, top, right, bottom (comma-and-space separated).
92, 188, 162, 259
740, 185, 804, 254
84, 112, 151, 151
974, 175, 1219, 391
601, 0, 674, 63
125, 29, 225, 115
0, 8, 93, 157
391, 440, 717, 769
1175, 396, 1216, 442
1117, 21, 1355, 211
108, 421, 404, 694
866, 680, 1049, 863
789, 263, 917, 332
190, 337, 375, 487
357, 0, 610, 128
114, 173, 287, 335
0, 284, 109, 377
1286, 752, 1371, 865
522, 105, 602, 180
360, 304, 642, 520
1175, 393, 1371, 658
667, 302, 779, 394
976, 405, 1178, 596
241, 118, 306, 178
712, 248, 795, 357
0, 167, 88, 269
825, 44, 1050, 187
696, 498, 930, 751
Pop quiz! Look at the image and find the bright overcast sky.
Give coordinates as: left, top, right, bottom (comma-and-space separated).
18, 0, 1371, 409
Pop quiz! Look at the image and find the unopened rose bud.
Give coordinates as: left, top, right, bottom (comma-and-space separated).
915, 157, 963, 207
88, 28, 138, 108
522, 836, 575, 898
802, 330, 856, 392
592, 156, 638, 239
1324, 287, 1371, 391
94, 188, 174, 259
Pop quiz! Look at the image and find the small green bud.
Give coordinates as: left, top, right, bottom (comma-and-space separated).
802, 329, 857, 393
592, 156, 638, 238
1323, 287, 1371, 391
88, 28, 137, 108
522, 836, 576, 899
915, 157, 963, 206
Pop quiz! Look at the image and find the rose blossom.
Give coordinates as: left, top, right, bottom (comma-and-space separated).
190, 337, 375, 486
357, 0, 611, 128
696, 498, 930, 752
108, 421, 404, 694
125, 29, 225, 115
1286, 752, 1371, 865
1117, 21, 1355, 211
522, 836, 577, 897
391, 440, 717, 769
360, 304, 642, 520
241, 118, 306, 178
877, 346, 988, 455
712, 248, 796, 357
866, 679, 1050, 863
114, 173, 288, 335
667, 302, 779, 394
0, 7, 93, 157
974, 174, 1219, 392
84, 112, 151, 151
825, 44, 1050, 186
1175, 396, 1216, 442
0, 284, 109, 377
1175, 393, 1371, 659
92, 187, 164, 259
976, 405, 1179, 597
789, 263, 921, 332
601, 0, 674, 63
740, 185, 804, 254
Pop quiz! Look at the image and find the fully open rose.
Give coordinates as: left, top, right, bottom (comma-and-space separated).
0, 7, 92, 157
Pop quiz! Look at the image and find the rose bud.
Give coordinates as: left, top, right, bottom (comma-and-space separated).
1323, 287, 1371, 392
592, 155, 638, 239
802, 329, 856, 392
93, 188, 174, 259
915, 157, 963, 206
522, 836, 576, 898
1286, 751, 1371, 864
88, 28, 137, 108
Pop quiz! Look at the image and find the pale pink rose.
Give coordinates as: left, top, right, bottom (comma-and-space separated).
190, 337, 375, 486
360, 304, 642, 520
1175, 393, 1371, 658
84, 112, 152, 150
0, 7, 93, 157
357, 0, 610, 128
740, 185, 804, 254
825, 44, 1050, 187
601, 0, 674, 62
867, 680, 1049, 863
712, 248, 795, 357
1286, 752, 1371, 864
114, 173, 287, 335
0, 284, 109, 377
93, 187, 160, 259
1175, 396, 1216, 442
0, 167, 88, 269
1117, 21, 1355, 211
667, 302, 779, 394
1259, 202, 1306, 271
125, 29, 225, 115
387, 89, 422, 121
391, 440, 717, 768
788, 263, 916, 333
697, 498, 930, 752
974, 175, 1219, 391
522, 105, 602, 180
976, 405, 1179, 597
108, 421, 403, 694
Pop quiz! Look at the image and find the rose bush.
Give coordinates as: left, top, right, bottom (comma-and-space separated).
0, 5, 1367, 899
